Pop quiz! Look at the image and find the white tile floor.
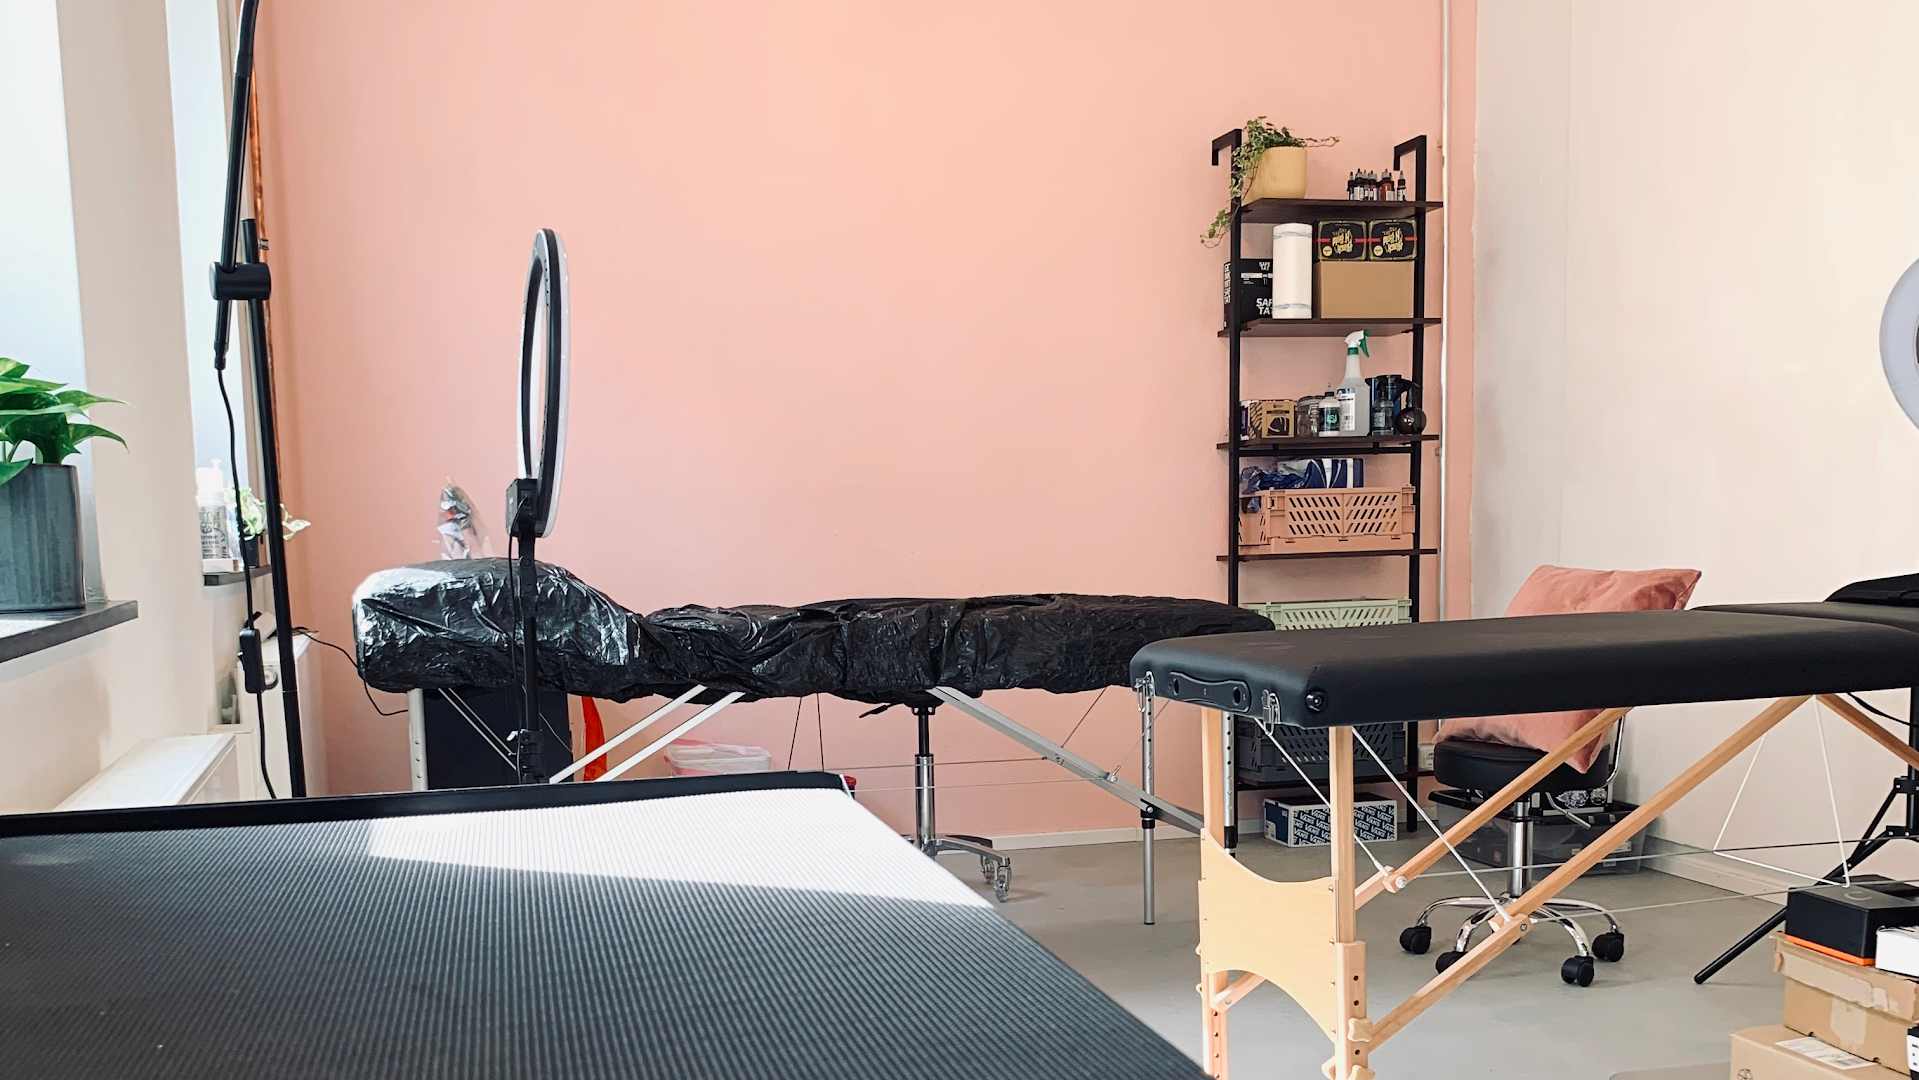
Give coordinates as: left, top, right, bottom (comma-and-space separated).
951, 834, 1785, 1079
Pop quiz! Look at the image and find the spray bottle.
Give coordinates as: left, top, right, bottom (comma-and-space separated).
1335, 330, 1369, 434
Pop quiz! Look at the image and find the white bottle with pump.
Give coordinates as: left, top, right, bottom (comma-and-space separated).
1335, 330, 1369, 434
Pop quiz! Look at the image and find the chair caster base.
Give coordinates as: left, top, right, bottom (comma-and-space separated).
1435, 950, 1463, 975
1561, 955, 1595, 986
1399, 925, 1432, 955
1592, 930, 1625, 962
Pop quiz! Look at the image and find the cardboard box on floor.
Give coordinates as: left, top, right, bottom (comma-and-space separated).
1775, 934, 1919, 1070
1729, 1026, 1903, 1078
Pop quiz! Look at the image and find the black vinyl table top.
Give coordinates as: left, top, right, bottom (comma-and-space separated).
1130, 607, 1919, 728
0, 773, 1202, 1080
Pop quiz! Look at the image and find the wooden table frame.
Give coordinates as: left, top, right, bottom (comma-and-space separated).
1194, 694, 1918, 1080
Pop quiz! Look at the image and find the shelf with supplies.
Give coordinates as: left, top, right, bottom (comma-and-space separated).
1237, 197, 1442, 225
1218, 546, 1437, 563
1220, 317, 1440, 339
1221, 433, 1437, 454
1211, 129, 1443, 610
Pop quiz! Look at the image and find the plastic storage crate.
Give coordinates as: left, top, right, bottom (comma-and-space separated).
1238, 486, 1414, 555
1246, 597, 1412, 630
1236, 719, 1408, 786
1233, 596, 1414, 786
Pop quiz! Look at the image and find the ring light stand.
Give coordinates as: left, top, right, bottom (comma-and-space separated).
505, 229, 570, 784
209, 0, 308, 797
1694, 258, 1919, 983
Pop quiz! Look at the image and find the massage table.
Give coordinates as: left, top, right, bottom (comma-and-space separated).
354, 559, 1269, 916
0, 770, 1204, 1079
1130, 602, 1919, 1080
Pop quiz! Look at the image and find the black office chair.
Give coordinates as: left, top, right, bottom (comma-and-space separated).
1397, 734, 1627, 987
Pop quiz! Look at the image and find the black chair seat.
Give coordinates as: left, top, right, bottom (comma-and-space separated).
1433, 737, 1611, 795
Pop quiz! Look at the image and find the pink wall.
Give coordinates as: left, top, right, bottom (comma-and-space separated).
257, 0, 1473, 836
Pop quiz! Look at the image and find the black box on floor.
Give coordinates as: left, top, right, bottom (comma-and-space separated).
1428, 788, 1645, 877
1783, 883, 1919, 963
422, 686, 572, 789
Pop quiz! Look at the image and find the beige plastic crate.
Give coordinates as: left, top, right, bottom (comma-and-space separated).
1238, 485, 1414, 554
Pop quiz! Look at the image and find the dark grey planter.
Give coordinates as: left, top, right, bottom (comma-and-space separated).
0, 463, 86, 612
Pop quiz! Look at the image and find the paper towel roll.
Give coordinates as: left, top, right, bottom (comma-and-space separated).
1271, 224, 1313, 319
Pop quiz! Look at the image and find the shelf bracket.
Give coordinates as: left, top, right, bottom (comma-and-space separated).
1211, 129, 1242, 165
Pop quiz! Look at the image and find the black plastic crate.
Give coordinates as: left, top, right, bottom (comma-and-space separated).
1234, 719, 1409, 786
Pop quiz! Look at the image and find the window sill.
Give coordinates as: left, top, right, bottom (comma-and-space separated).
0, 600, 139, 666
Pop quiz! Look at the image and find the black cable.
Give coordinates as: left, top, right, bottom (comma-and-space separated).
290, 627, 407, 717
815, 694, 826, 770
1849, 693, 1909, 728
216, 363, 274, 800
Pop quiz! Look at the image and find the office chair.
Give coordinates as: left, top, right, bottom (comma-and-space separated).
1397, 729, 1627, 987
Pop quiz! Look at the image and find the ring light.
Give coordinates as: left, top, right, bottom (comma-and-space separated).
1883, 257, 1919, 431
518, 228, 569, 538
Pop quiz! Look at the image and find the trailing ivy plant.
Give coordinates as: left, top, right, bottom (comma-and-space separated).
1203, 117, 1339, 246
0, 357, 125, 486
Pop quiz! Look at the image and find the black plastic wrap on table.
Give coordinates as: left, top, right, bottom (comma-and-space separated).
353, 559, 1270, 707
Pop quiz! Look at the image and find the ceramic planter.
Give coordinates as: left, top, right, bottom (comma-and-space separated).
1244, 146, 1309, 201
0, 463, 86, 612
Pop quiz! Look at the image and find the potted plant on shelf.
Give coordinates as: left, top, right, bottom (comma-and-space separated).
1203, 117, 1339, 245
0, 357, 124, 612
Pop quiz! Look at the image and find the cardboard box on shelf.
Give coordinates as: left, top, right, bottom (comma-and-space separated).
1315, 261, 1413, 318
1728, 1025, 1903, 1078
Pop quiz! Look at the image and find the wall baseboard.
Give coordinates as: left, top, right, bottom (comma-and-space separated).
988, 826, 1143, 851
1641, 835, 1793, 905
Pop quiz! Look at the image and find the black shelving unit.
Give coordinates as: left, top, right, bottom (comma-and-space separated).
1210, 131, 1444, 814
1212, 130, 1442, 613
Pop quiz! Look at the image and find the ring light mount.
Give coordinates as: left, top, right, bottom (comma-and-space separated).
506, 228, 570, 785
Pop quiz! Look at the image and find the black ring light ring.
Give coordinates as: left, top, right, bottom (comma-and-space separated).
518, 228, 569, 538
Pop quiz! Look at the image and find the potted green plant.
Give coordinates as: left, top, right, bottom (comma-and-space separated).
1203, 117, 1339, 245
0, 358, 124, 612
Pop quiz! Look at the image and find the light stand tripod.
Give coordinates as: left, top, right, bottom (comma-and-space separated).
1695, 700, 1919, 983
210, 0, 306, 796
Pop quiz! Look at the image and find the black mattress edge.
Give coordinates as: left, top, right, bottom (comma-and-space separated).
0, 770, 850, 839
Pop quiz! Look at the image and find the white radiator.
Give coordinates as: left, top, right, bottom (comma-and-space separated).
58, 734, 240, 810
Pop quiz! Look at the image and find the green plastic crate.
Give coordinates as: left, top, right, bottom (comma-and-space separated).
1245, 597, 1412, 630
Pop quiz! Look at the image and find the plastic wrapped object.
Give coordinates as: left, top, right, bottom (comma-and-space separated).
436, 479, 493, 560
353, 559, 1271, 707
666, 741, 773, 776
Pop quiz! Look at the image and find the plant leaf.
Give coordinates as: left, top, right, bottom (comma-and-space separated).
0, 358, 24, 379
54, 390, 119, 409
0, 459, 28, 487
0, 378, 64, 396
0, 403, 79, 421
62, 423, 126, 449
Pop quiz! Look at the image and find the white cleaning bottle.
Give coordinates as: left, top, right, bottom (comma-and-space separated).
196, 464, 234, 568
1335, 330, 1369, 434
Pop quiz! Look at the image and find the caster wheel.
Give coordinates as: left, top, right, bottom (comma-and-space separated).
1592, 931, 1625, 963
980, 855, 996, 884
1434, 950, 1463, 975
992, 863, 1011, 902
1398, 926, 1432, 955
1561, 956, 1595, 987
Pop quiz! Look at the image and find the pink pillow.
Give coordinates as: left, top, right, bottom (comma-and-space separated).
1435, 565, 1702, 772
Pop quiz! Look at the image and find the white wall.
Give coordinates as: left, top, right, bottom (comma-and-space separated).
1476, 0, 1919, 884
0, 0, 220, 811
